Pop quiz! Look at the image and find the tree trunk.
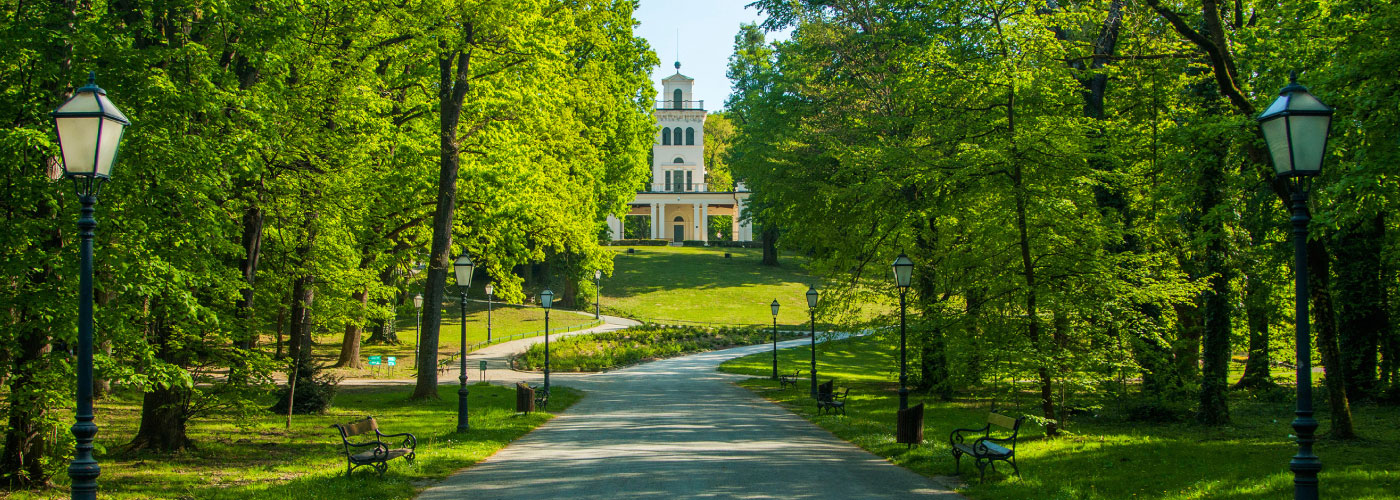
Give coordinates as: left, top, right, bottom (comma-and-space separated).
334, 288, 369, 368
1173, 301, 1203, 385
127, 384, 193, 452
415, 32, 476, 400
288, 275, 316, 370
1309, 238, 1356, 438
1331, 214, 1386, 399
236, 202, 264, 351
367, 265, 404, 345
0, 320, 53, 487
1237, 267, 1275, 389
761, 225, 779, 266
1198, 150, 1232, 425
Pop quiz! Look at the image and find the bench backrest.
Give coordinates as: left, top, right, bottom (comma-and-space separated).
986, 412, 1024, 449
335, 417, 378, 438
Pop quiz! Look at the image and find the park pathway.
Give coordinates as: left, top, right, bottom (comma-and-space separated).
417, 339, 963, 499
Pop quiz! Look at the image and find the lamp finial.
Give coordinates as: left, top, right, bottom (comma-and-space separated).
87, 71, 96, 86
1289, 70, 1298, 84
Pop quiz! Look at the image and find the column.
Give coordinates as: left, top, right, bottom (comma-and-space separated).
734, 199, 745, 241
656, 203, 666, 239
606, 214, 622, 241
649, 204, 658, 239
700, 204, 709, 242
693, 204, 701, 242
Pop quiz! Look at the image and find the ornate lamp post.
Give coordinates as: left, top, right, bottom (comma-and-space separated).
540, 289, 555, 393
770, 299, 780, 380
484, 283, 494, 343
413, 293, 423, 369
53, 72, 130, 500
892, 253, 914, 410
1258, 73, 1332, 500
453, 255, 475, 433
594, 269, 602, 320
807, 286, 819, 398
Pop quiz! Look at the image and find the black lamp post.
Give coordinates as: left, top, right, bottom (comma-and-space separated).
413, 293, 423, 369
807, 286, 819, 398
453, 255, 475, 433
53, 72, 130, 500
594, 269, 602, 320
484, 283, 494, 343
541, 289, 554, 393
892, 253, 914, 410
770, 299, 780, 380
1258, 73, 1332, 500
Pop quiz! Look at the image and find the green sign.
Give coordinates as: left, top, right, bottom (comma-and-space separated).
368, 355, 382, 366
387, 357, 396, 366
479, 360, 488, 371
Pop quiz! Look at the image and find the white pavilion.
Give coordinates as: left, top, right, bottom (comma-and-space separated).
605, 63, 753, 243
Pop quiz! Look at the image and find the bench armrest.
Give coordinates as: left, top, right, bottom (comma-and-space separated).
377, 431, 417, 450
948, 424, 989, 446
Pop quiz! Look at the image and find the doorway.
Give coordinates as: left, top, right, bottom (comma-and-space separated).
673, 216, 685, 242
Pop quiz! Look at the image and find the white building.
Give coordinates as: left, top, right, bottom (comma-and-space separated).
605, 63, 753, 243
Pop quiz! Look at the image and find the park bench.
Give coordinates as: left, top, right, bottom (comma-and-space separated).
330, 416, 416, 477
778, 369, 803, 390
436, 353, 459, 376
815, 380, 849, 415
949, 412, 1024, 482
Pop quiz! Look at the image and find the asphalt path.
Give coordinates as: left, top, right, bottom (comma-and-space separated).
417, 338, 963, 499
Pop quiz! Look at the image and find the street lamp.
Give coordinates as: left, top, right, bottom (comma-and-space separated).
770, 299, 780, 379
807, 286, 819, 398
1258, 72, 1332, 500
892, 253, 914, 410
484, 283, 494, 343
540, 289, 555, 393
453, 254, 475, 432
54, 71, 130, 500
594, 269, 602, 320
413, 293, 423, 369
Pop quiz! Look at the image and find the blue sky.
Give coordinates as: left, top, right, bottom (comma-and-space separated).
633, 0, 790, 111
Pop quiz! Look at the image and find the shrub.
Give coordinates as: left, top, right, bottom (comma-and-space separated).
268, 360, 341, 414
513, 324, 799, 372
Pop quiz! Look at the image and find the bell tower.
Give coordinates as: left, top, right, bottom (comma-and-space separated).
653, 61, 706, 192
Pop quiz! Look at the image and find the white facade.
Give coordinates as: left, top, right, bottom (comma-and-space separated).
606, 63, 753, 243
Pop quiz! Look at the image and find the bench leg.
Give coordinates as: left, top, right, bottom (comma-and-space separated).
951, 449, 962, 473
1009, 455, 1021, 478
976, 458, 988, 483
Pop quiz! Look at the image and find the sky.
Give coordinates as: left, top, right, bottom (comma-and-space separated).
632, 0, 790, 111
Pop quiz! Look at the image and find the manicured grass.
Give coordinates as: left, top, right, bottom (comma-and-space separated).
302, 306, 599, 379
719, 335, 1400, 499
10, 384, 580, 499
601, 246, 822, 326
514, 324, 804, 372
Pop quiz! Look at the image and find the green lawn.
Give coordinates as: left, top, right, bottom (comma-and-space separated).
719, 335, 1400, 499
600, 245, 823, 326
307, 305, 599, 379
12, 384, 580, 499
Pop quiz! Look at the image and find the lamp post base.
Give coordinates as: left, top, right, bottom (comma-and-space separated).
456, 381, 470, 433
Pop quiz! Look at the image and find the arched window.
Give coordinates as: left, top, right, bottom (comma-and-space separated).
674, 216, 684, 222
685, 127, 695, 145
673, 89, 683, 109
672, 127, 683, 145
673, 157, 684, 164
661, 127, 671, 145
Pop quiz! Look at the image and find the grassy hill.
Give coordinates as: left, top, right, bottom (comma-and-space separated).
600, 245, 818, 327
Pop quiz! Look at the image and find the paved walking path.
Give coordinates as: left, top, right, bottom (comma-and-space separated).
417, 339, 963, 499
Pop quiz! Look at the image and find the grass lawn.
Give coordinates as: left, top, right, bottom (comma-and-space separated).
719, 335, 1400, 499
10, 384, 581, 499
514, 324, 805, 372
601, 245, 824, 326
302, 306, 599, 379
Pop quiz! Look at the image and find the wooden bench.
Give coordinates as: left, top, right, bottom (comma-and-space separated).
436, 353, 459, 376
949, 412, 1024, 482
815, 380, 849, 415
778, 369, 803, 390
331, 416, 416, 477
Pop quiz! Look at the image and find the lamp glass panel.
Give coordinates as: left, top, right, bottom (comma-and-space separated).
1261, 94, 1289, 117
56, 116, 100, 175
95, 92, 129, 123
1287, 92, 1330, 112
95, 118, 125, 176
892, 255, 913, 288
413, 294, 423, 308
57, 92, 102, 114
453, 255, 474, 286
1261, 117, 1293, 175
770, 300, 779, 316
806, 289, 818, 308
485, 283, 493, 296
1287, 114, 1331, 174
541, 290, 554, 309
